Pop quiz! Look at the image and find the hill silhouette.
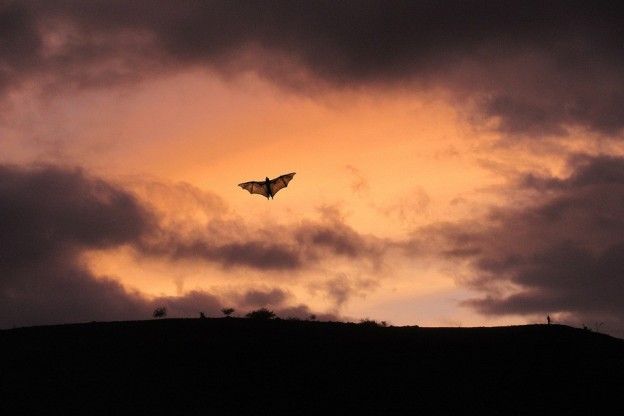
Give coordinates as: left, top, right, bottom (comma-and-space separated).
1, 319, 623, 414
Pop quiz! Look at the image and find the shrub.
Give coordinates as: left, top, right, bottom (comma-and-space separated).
153, 307, 167, 318
199, 312, 207, 319
246, 308, 276, 320
221, 307, 235, 317
358, 318, 380, 327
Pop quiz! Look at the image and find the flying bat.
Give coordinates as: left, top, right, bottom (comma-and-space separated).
238, 172, 296, 199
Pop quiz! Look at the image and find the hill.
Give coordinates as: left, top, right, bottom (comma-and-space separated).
1, 319, 623, 414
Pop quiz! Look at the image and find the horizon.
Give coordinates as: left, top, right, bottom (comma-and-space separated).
2, 1, 624, 338
5, 315, 618, 341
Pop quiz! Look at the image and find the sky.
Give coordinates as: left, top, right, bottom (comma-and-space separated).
2, 1, 624, 336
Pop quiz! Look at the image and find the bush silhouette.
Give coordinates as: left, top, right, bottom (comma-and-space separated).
199, 312, 207, 319
246, 308, 276, 320
153, 307, 167, 318
221, 307, 235, 317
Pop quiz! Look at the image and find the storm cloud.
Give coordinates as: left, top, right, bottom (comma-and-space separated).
436, 155, 624, 334
2, 1, 624, 136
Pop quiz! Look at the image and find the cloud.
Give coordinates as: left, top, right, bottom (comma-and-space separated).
0, 164, 376, 327
126, 178, 229, 228
144, 237, 304, 271
433, 155, 624, 335
141, 206, 388, 272
310, 273, 378, 308
238, 288, 290, 308
2, 1, 624, 136
0, 164, 154, 327
0, 164, 153, 267
0, 3, 41, 93
293, 217, 383, 262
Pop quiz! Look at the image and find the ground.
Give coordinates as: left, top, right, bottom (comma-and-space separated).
1, 319, 623, 414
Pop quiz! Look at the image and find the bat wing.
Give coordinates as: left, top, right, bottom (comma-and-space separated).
238, 181, 269, 197
269, 172, 296, 196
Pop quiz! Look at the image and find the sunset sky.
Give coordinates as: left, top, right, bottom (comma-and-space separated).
2, 1, 624, 336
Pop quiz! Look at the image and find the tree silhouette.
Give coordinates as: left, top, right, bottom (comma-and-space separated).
221, 307, 235, 317
153, 307, 167, 318
246, 308, 276, 320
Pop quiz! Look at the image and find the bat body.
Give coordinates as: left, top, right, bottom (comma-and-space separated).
238, 172, 296, 199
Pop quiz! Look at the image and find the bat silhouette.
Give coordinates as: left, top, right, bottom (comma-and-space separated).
238, 172, 296, 199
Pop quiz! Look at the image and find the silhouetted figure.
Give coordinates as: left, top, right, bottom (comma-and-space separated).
547, 315, 551, 325
238, 172, 296, 199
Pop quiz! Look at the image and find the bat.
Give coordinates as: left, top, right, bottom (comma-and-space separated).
238, 172, 296, 199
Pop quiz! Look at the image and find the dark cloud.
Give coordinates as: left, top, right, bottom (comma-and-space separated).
238, 288, 289, 308
434, 155, 624, 335
293, 219, 381, 261
146, 237, 304, 271
2, 1, 624, 136
0, 2, 39, 92
142, 208, 387, 272
0, 164, 371, 327
0, 164, 154, 327
0, 164, 153, 267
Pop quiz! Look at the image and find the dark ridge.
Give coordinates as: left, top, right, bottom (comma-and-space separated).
2, 319, 623, 414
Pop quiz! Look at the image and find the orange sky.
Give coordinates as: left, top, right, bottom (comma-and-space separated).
5, 69, 606, 326
4, 2, 624, 335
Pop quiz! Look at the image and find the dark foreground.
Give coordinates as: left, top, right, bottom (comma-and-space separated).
2, 319, 623, 414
